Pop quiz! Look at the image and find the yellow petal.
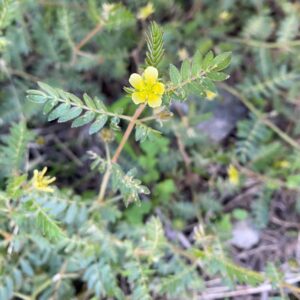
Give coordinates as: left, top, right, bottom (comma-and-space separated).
228, 164, 239, 185
137, 3, 154, 20
143, 66, 158, 84
129, 73, 144, 90
153, 82, 165, 95
41, 186, 54, 193
44, 176, 56, 184
132, 92, 146, 104
41, 167, 48, 176
147, 93, 162, 108
205, 90, 217, 100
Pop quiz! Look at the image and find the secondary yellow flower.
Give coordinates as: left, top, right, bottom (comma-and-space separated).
32, 167, 56, 193
129, 66, 165, 108
228, 164, 239, 185
178, 48, 189, 61
219, 11, 231, 21
274, 160, 290, 169
205, 90, 217, 100
137, 2, 155, 20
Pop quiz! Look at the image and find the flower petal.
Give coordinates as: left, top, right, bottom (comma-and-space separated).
129, 73, 144, 90
41, 167, 48, 176
205, 90, 217, 101
44, 176, 56, 184
132, 92, 146, 104
147, 93, 162, 108
153, 82, 165, 95
143, 66, 158, 84
41, 187, 54, 193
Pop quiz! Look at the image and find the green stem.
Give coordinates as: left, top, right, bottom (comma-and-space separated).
220, 83, 300, 152
228, 37, 300, 49
165, 71, 206, 93
97, 142, 111, 203
55, 96, 132, 122
13, 293, 31, 300
31, 273, 78, 299
97, 104, 146, 203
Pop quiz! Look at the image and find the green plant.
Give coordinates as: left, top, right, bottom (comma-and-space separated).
2, 1, 300, 299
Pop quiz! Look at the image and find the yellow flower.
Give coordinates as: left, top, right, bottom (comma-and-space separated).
129, 66, 165, 108
32, 167, 56, 193
219, 11, 231, 21
228, 164, 239, 185
205, 90, 217, 100
274, 160, 290, 169
178, 48, 189, 61
137, 3, 155, 20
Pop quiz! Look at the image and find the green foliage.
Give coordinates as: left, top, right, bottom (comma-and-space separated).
159, 263, 203, 297
0, 122, 34, 177
89, 152, 150, 206
27, 83, 110, 135
145, 21, 164, 67
142, 216, 166, 260
1, 1, 300, 299
111, 165, 150, 206
125, 261, 151, 300
167, 50, 231, 101
135, 123, 160, 143
236, 114, 271, 164
35, 206, 65, 241
83, 260, 123, 299
277, 14, 299, 42
0, 0, 18, 30
153, 179, 176, 203
6, 174, 27, 198
124, 201, 152, 225
242, 14, 273, 40
252, 189, 272, 229
240, 67, 299, 98
137, 134, 170, 183
194, 243, 264, 286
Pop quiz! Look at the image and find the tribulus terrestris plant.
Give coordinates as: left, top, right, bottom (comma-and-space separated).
2, 1, 300, 299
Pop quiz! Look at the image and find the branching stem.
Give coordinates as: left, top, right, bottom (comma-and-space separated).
97, 104, 146, 203
229, 37, 300, 49
75, 22, 103, 51
112, 104, 146, 163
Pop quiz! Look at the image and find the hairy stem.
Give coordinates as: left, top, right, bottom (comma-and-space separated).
97, 142, 111, 203
228, 37, 300, 49
97, 104, 146, 203
112, 104, 146, 163
75, 22, 103, 51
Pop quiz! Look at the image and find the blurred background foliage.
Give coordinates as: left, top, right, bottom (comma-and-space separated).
1, 0, 300, 299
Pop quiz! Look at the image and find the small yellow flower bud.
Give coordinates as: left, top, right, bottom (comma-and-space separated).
219, 11, 231, 21
36, 136, 45, 146
274, 160, 290, 169
157, 111, 173, 121
137, 3, 155, 20
205, 90, 217, 100
228, 164, 239, 185
178, 48, 189, 61
100, 128, 115, 143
